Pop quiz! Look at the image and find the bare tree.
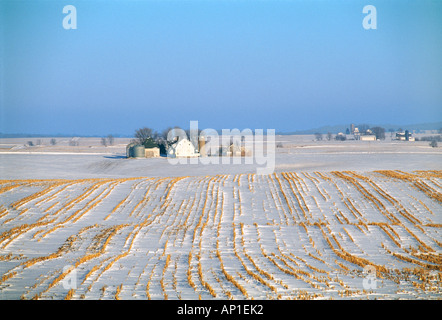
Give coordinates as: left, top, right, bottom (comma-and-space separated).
101, 137, 108, 147
161, 127, 173, 142
358, 124, 370, 133
134, 127, 154, 145
314, 132, 323, 141
164, 126, 185, 144
326, 132, 333, 141
371, 127, 385, 140
157, 127, 181, 155
388, 128, 395, 139
151, 131, 161, 141
69, 138, 79, 146
50, 138, 57, 145
107, 134, 114, 146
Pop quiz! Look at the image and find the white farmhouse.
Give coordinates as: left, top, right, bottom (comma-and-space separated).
167, 138, 199, 158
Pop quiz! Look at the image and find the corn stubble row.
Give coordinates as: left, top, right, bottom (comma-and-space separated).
0, 170, 441, 300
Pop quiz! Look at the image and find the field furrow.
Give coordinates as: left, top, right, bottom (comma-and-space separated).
0, 170, 441, 299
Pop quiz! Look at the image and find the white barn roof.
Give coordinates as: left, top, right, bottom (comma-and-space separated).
167, 138, 198, 158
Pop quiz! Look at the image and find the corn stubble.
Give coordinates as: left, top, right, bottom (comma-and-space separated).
0, 170, 440, 300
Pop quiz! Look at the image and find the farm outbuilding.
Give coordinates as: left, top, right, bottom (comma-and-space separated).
396, 131, 415, 141
227, 143, 252, 157
198, 137, 207, 157
167, 138, 199, 158
132, 145, 146, 158
127, 140, 160, 158
126, 143, 137, 158
126, 144, 146, 158
360, 135, 377, 141
145, 147, 160, 158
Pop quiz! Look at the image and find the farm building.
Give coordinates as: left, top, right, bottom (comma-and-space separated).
126, 144, 146, 158
167, 138, 199, 158
126, 143, 137, 158
396, 131, 415, 141
227, 143, 241, 157
360, 135, 377, 141
198, 137, 207, 157
127, 137, 161, 158
227, 143, 252, 157
127, 144, 160, 158
353, 128, 376, 141
145, 147, 160, 158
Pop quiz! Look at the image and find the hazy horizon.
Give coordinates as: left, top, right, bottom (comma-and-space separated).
1, 0, 441, 136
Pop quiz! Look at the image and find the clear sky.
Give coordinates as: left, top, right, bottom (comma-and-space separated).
1, 0, 441, 136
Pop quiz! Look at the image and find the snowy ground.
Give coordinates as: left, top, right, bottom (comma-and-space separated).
0, 136, 441, 300
0, 135, 440, 179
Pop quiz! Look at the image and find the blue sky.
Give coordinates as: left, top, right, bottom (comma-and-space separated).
1, 0, 441, 136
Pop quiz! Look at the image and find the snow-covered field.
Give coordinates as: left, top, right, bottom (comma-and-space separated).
0, 137, 441, 300
0, 135, 441, 179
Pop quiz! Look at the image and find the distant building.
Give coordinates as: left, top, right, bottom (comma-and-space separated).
198, 137, 207, 157
360, 135, 376, 141
167, 138, 199, 158
353, 128, 360, 140
335, 132, 347, 141
145, 147, 160, 158
126, 142, 137, 158
227, 143, 252, 157
352, 126, 378, 141
396, 131, 415, 141
126, 143, 147, 158
126, 143, 160, 158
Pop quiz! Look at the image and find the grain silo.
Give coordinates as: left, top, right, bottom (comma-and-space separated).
132, 145, 146, 158
126, 143, 137, 158
198, 136, 207, 157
